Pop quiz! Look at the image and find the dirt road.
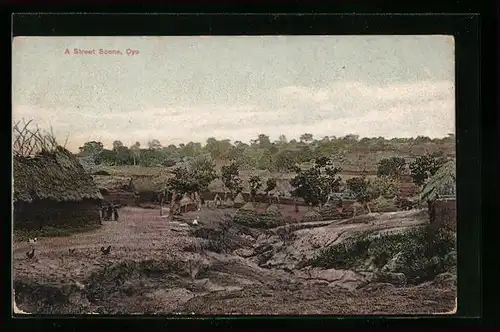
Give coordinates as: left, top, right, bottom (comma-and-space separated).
13, 207, 456, 315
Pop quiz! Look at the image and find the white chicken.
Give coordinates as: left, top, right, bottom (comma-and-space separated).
192, 217, 199, 226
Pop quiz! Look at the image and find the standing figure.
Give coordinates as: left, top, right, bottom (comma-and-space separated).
102, 206, 109, 221
113, 206, 119, 221
106, 205, 113, 221
169, 191, 179, 219
274, 191, 281, 204
214, 193, 222, 209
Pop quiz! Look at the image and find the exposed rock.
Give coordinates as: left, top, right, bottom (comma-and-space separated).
381, 251, 406, 272
375, 272, 407, 287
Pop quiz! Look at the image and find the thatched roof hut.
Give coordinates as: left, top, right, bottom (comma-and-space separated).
224, 196, 234, 208
233, 192, 246, 208
239, 202, 255, 212
176, 193, 197, 213
13, 146, 103, 230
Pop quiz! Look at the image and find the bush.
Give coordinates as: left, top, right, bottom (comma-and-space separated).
300, 210, 323, 222
93, 170, 111, 176
233, 211, 286, 229
370, 196, 398, 213
308, 225, 456, 284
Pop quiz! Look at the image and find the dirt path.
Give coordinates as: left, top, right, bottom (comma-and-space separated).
13, 207, 194, 284
13, 207, 456, 315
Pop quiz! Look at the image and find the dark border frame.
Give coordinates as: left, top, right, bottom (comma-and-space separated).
8, 10, 482, 330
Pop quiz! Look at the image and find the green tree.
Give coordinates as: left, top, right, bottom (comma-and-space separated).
188, 155, 218, 192
346, 176, 374, 213
95, 149, 116, 165
248, 175, 263, 202
112, 140, 124, 151
377, 157, 407, 179
148, 139, 162, 150
257, 134, 271, 148
274, 149, 299, 172
290, 157, 343, 206
130, 141, 141, 166
370, 176, 400, 199
257, 149, 274, 170
300, 133, 314, 143
114, 146, 131, 165
409, 153, 447, 186
78, 141, 104, 157
221, 161, 243, 199
264, 178, 277, 196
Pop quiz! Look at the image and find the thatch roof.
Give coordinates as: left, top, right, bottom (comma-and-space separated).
13, 146, 103, 204
239, 202, 255, 211
92, 175, 134, 191
180, 193, 194, 206
225, 196, 234, 205
234, 192, 246, 204
132, 174, 172, 193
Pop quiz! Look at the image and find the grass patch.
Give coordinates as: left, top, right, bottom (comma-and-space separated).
309, 225, 456, 284
233, 211, 287, 229
13, 224, 101, 242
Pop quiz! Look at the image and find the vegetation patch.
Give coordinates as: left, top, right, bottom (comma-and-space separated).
14, 224, 101, 241
233, 210, 286, 229
308, 225, 456, 284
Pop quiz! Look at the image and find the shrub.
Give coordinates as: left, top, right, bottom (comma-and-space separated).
300, 210, 322, 222
92, 170, 111, 176
308, 225, 456, 284
370, 196, 398, 213
233, 211, 286, 229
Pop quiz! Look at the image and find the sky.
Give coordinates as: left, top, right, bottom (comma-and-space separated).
12, 36, 455, 153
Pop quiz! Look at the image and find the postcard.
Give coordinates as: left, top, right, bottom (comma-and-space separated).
12, 35, 456, 315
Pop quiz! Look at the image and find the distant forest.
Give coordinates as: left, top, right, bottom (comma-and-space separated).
76, 133, 456, 172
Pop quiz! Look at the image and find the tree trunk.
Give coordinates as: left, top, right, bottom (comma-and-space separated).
365, 202, 371, 214
159, 195, 163, 216
427, 199, 436, 224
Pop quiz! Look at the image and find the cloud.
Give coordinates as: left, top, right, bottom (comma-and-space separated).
13, 80, 455, 152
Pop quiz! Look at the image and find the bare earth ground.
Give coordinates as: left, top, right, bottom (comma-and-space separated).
13, 206, 456, 315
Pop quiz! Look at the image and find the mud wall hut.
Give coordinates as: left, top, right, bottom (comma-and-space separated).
430, 197, 456, 232
132, 174, 172, 205
13, 146, 104, 230
92, 175, 138, 207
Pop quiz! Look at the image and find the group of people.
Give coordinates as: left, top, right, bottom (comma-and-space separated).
100, 204, 119, 222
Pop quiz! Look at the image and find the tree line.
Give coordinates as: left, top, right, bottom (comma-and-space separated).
77, 133, 456, 171
162, 151, 454, 212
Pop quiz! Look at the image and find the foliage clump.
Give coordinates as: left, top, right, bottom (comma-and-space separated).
233, 210, 286, 229
309, 226, 456, 284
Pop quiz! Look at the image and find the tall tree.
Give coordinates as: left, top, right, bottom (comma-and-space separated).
130, 141, 141, 166
248, 175, 263, 202
409, 153, 447, 186
377, 157, 407, 179
78, 141, 104, 157
221, 161, 243, 199
346, 176, 374, 213
148, 139, 162, 150
299, 133, 314, 143
290, 157, 342, 206
112, 140, 124, 151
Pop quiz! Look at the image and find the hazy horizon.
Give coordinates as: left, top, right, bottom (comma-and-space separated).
12, 36, 455, 153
